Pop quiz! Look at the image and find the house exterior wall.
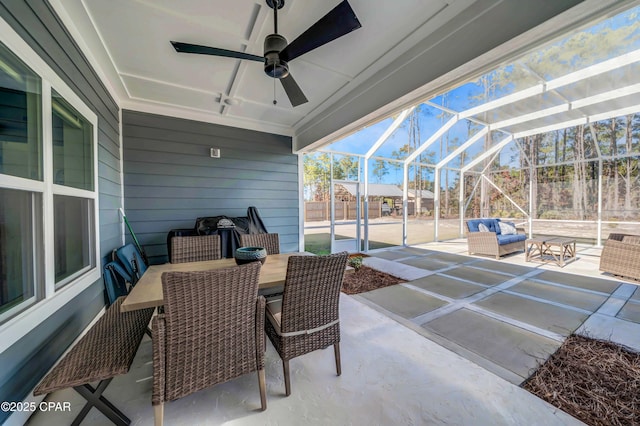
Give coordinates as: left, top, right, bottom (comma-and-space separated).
0, 1, 120, 421
122, 110, 298, 264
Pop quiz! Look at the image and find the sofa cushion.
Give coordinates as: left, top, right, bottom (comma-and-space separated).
467, 220, 481, 233
496, 234, 526, 245
265, 297, 283, 335
478, 223, 490, 232
468, 218, 501, 233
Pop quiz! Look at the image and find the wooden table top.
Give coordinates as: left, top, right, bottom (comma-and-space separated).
526, 237, 576, 245
120, 253, 306, 312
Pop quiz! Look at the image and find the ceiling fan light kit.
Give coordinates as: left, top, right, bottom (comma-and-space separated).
170, 0, 361, 107
264, 34, 289, 78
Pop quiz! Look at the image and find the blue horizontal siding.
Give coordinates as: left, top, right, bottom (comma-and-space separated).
0, 1, 120, 422
122, 110, 299, 264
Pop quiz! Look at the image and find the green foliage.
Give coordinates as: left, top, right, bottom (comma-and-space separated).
348, 256, 363, 271
303, 153, 360, 201
372, 159, 389, 183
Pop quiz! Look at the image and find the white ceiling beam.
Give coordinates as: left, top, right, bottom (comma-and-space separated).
571, 82, 640, 109
457, 47, 640, 121
489, 82, 640, 130
458, 85, 544, 119
589, 104, 640, 123
461, 135, 514, 173
491, 104, 570, 129
405, 115, 458, 164
546, 48, 640, 90
365, 107, 415, 159
436, 127, 489, 169
514, 118, 588, 139
424, 100, 489, 127
509, 101, 640, 141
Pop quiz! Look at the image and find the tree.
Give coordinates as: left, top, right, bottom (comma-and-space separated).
372, 159, 389, 183
303, 153, 331, 201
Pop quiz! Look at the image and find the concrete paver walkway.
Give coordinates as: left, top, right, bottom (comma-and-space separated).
357, 243, 640, 385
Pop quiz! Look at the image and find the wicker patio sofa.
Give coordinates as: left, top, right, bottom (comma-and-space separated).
599, 233, 640, 282
465, 218, 526, 260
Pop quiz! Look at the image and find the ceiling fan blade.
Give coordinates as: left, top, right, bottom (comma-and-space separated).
279, 0, 361, 63
171, 41, 264, 62
280, 74, 308, 107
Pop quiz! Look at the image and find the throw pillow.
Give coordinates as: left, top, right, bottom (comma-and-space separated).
499, 221, 517, 235
478, 223, 490, 232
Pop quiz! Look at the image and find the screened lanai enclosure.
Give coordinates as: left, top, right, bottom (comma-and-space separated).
302, 5, 640, 254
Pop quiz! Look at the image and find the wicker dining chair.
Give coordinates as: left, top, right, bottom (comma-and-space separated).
264, 251, 349, 396
239, 233, 280, 254
152, 262, 266, 425
170, 234, 221, 263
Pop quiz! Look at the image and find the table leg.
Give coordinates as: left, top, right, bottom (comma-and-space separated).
526, 242, 542, 262
545, 242, 561, 267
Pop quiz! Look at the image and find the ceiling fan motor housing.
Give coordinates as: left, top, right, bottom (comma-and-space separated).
264, 33, 289, 79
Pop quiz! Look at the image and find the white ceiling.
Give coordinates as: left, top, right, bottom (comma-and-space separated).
50, 0, 615, 143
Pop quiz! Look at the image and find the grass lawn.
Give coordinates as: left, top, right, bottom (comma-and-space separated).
304, 233, 395, 255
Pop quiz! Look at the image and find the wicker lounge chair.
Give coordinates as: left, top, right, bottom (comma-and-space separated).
239, 232, 280, 254
264, 252, 349, 396
152, 262, 266, 424
599, 233, 640, 282
169, 234, 221, 263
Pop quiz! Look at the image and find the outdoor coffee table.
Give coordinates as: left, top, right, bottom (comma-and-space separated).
525, 237, 576, 267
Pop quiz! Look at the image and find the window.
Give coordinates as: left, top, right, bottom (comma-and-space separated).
54, 195, 95, 285
0, 188, 42, 317
52, 90, 93, 190
51, 90, 96, 288
0, 32, 98, 326
0, 42, 42, 181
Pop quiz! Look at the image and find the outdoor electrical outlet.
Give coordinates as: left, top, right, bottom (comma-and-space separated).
210, 148, 220, 158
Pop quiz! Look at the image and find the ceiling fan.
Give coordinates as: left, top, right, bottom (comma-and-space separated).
170, 0, 361, 107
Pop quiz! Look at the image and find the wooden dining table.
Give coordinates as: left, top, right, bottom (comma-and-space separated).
120, 252, 308, 312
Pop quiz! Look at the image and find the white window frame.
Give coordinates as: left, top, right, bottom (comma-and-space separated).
0, 16, 100, 352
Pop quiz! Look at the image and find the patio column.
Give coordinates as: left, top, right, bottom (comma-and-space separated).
363, 108, 413, 251
402, 162, 409, 246
434, 167, 440, 241
597, 158, 603, 247
363, 157, 369, 252
459, 170, 465, 237
529, 153, 534, 237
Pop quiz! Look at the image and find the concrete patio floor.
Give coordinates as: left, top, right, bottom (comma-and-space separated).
360, 240, 640, 385
25, 240, 639, 425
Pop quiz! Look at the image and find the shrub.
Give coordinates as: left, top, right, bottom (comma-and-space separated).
348, 256, 363, 271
